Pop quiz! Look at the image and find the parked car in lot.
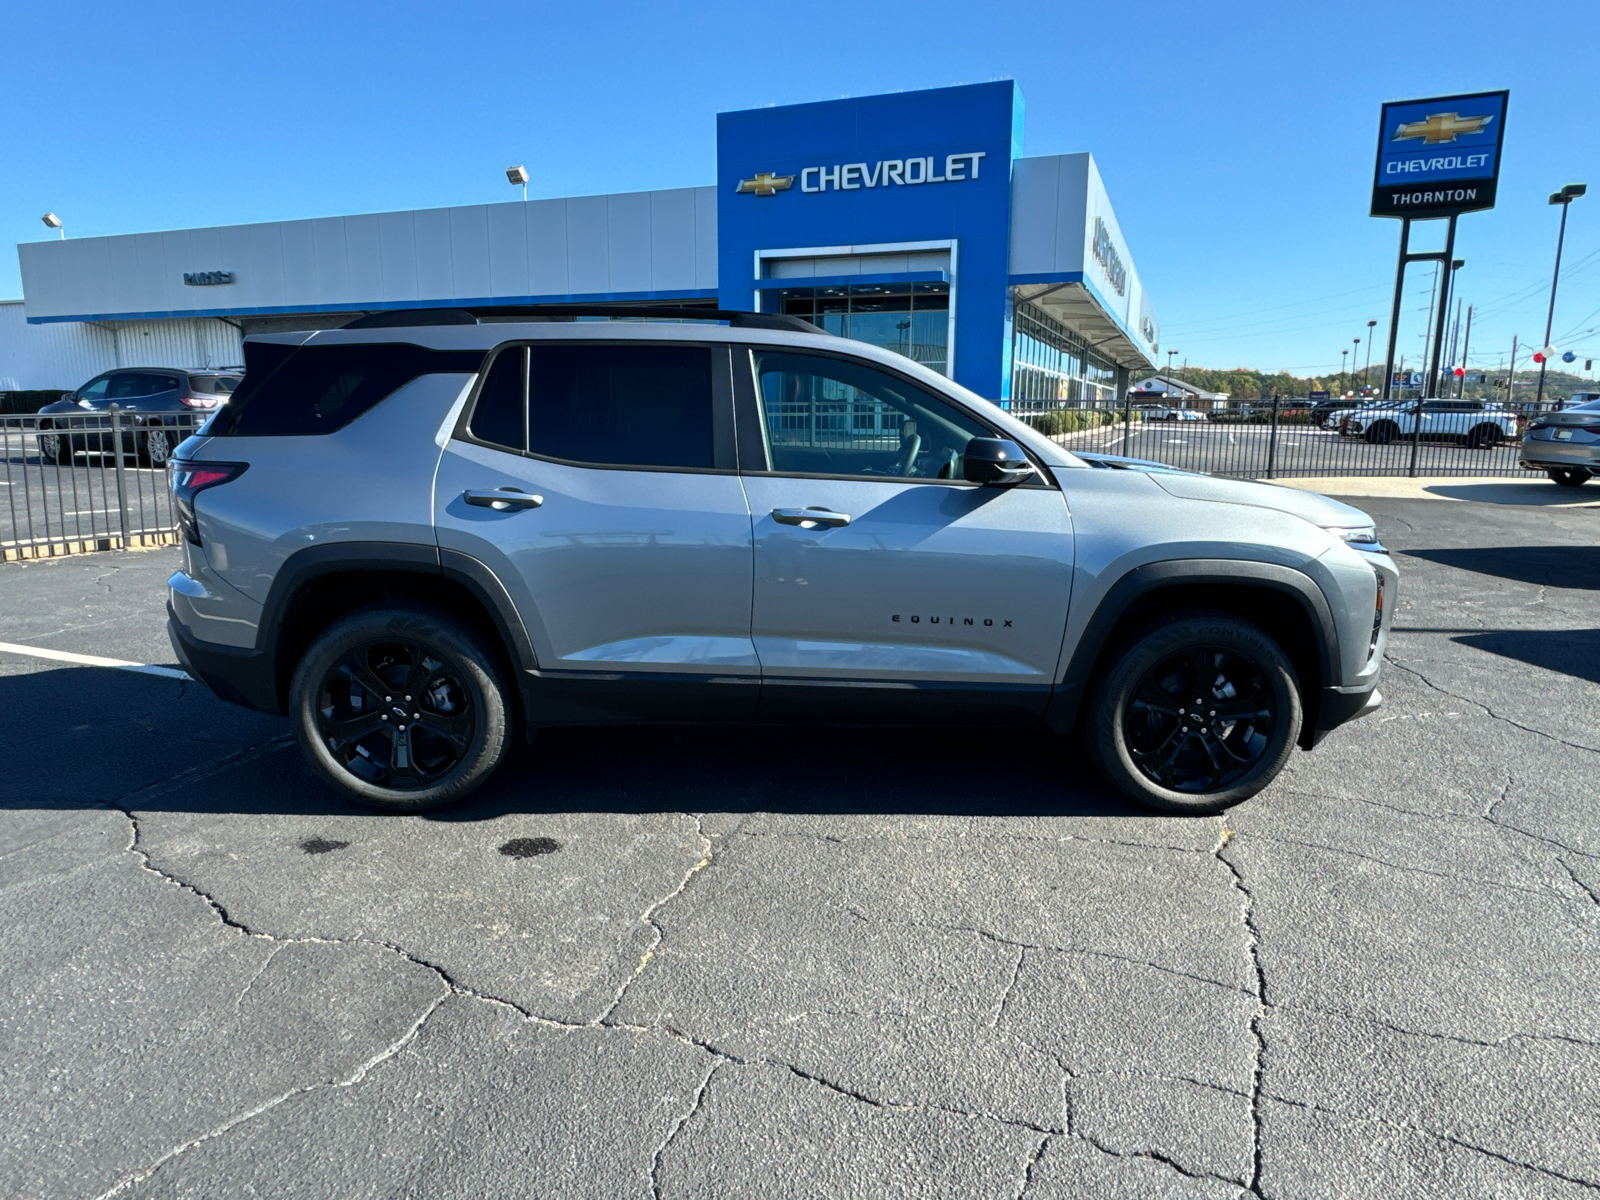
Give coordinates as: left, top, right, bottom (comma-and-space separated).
37, 368, 241, 467
1134, 403, 1204, 422
1339, 398, 1515, 447
1520, 396, 1600, 485
166, 308, 1394, 816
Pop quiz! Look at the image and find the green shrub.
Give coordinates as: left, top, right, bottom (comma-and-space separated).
0, 391, 68, 415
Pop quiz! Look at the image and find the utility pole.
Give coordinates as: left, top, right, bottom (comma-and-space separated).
1458, 305, 1473, 399
1506, 335, 1518, 406
1420, 262, 1441, 388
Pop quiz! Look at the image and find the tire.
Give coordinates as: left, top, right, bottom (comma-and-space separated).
142, 428, 177, 468
289, 604, 511, 812
39, 432, 71, 465
1364, 421, 1398, 445
1466, 424, 1501, 449
1548, 467, 1593, 487
1083, 610, 1303, 814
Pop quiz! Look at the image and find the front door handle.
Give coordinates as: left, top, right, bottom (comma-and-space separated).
772, 507, 851, 528
464, 488, 543, 511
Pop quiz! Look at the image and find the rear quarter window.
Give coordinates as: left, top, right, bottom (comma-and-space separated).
213, 341, 484, 436
188, 374, 242, 395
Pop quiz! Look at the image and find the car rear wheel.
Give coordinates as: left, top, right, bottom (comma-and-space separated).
290, 604, 511, 812
1364, 421, 1398, 445
1548, 467, 1593, 487
1083, 611, 1302, 814
141, 429, 177, 468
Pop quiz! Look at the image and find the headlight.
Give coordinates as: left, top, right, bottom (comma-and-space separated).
1329, 525, 1385, 552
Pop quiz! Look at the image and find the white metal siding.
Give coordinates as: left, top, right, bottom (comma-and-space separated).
0, 302, 116, 389
19, 186, 720, 323
111, 319, 243, 369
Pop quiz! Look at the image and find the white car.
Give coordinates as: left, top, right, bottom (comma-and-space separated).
1136, 404, 1204, 422
1340, 399, 1516, 448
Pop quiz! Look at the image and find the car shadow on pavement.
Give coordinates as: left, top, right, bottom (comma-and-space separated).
1402, 545, 1600, 590
1421, 482, 1600, 506
3, 665, 1147, 821
1450, 628, 1600, 686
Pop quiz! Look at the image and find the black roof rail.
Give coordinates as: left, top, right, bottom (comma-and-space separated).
342, 308, 478, 329
342, 304, 822, 335
470, 304, 824, 335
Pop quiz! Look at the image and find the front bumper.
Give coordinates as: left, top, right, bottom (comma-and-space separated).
167, 604, 281, 713
1304, 683, 1382, 747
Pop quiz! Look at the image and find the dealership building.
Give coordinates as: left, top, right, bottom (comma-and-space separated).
8, 81, 1158, 407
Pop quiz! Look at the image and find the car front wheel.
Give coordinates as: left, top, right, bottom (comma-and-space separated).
290, 604, 511, 812
1083, 611, 1302, 814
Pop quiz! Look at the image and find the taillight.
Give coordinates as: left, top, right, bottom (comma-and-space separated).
168, 460, 247, 545
180, 395, 220, 408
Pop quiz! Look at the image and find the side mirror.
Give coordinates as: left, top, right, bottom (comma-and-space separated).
963, 437, 1034, 486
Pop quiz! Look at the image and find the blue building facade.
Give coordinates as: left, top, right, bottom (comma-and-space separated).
15, 83, 1157, 402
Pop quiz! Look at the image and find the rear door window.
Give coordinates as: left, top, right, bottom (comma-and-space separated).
214, 341, 485, 436
524, 343, 715, 470
109, 372, 179, 398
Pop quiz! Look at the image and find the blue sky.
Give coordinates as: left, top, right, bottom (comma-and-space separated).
3, 0, 1596, 379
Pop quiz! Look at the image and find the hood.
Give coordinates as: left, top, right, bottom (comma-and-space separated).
1072, 453, 1371, 530
1149, 472, 1372, 529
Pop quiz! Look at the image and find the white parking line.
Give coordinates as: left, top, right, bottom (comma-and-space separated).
0, 641, 189, 678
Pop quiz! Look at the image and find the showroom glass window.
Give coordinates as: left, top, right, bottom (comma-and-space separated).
776, 283, 949, 377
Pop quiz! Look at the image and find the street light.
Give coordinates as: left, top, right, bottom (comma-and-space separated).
1340, 348, 1349, 396
41, 213, 63, 239
1166, 349, 1177, 380
1536, 182, 1587, 409
1353, 337, 1362, 394
506, 165, 529, 201
1364, 319, 1377, 393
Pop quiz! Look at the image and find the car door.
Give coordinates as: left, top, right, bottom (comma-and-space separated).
734, 347, 1075, 724
433, 339, 758, 724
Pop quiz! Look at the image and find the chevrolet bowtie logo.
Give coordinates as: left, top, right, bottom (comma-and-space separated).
736, 171, 795, 197
1392, 112, 1494, 145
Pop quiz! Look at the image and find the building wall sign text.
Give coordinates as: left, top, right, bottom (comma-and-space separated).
183, 271, 235, 286
1092, 217, 1127, 297
795, 152, 986, 193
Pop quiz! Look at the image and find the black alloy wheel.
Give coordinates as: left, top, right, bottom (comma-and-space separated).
290, 605, 510, 811
316, 639, 475, 790
1548, 467, 1593, 487
1084, 611, 1301, 814
1122, 646, 1277, 794
1466, 424, 1501, 450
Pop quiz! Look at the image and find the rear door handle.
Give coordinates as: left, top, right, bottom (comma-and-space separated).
464, 488, 543, 511
772, 507, 851, 528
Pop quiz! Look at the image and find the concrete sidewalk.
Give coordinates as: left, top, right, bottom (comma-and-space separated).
1267, 475, 1600, 506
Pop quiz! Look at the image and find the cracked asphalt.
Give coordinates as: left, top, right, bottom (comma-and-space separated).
1, 494, 1596, 1199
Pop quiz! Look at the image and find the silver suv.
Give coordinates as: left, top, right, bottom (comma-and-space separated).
166, 309, 1394, 815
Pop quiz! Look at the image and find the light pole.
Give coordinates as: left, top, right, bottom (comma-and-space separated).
1352, 337, 1361, 395
41, 213, 63, 239
1340, 349, 1349, 396
1536, 183, 1587, 409
1166, 349, 1177, 379
1364, 319, 1377, 393
506, 165, 529, 201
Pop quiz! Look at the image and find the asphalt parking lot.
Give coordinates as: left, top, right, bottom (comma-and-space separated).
2, 488, 1597, 1199
1058, 421, 1528, 479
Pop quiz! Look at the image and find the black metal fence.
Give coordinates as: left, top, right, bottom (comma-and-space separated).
1, 408, 202, 562
1020, 397, 1549, 480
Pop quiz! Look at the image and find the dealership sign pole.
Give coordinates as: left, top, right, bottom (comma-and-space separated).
1370, 91, 1507, 473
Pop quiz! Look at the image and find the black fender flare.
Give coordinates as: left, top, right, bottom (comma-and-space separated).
255, 541, 537, 711
1046, 558, 1341, 735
